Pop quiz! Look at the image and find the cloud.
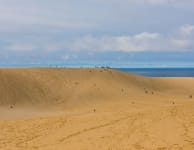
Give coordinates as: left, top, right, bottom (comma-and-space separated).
61, 54, 77, 60
179, 24, 194, 36
0, 0, 193, 34
61, 24, 194, 52
0, 0, 194, 55
0, 0, 99, 33
113, 0, 194, 7
68, 33, 161, 52
3, 24, 194, 52
7, 44, 36, 51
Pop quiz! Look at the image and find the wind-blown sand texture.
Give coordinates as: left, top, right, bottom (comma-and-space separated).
0, 68, 194, 150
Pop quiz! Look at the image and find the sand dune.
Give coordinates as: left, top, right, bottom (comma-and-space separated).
0, 68, 194, 150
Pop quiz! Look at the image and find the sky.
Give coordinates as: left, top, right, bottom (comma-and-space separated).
0, 0, 194, 67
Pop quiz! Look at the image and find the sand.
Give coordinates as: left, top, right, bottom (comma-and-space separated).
0, 68, 194, 150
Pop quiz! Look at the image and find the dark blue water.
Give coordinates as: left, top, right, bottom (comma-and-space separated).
115, 68, 194, 77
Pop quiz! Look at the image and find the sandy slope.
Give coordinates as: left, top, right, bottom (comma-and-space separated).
0, 68, 194, 150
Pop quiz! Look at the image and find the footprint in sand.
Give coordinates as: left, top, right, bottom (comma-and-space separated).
145, 90, 148, 94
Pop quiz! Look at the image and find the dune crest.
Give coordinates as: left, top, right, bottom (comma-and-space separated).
0, 68, 193, 108
0, 68, 194, 150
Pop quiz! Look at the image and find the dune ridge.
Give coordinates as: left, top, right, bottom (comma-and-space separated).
0, 68, 193, 108
0, 68, 194, 150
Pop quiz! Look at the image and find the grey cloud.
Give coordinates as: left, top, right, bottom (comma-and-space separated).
0, 0, 194, 54
4, 24, 194, 52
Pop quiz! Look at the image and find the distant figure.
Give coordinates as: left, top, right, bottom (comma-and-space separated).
151, 91, 154, 95
145, 90, 148, 94
172, 101, 175, 105
75, 81, 79, 85
93, 109, 96, 112
189, 95, 192, 99
10, 105, 13, 109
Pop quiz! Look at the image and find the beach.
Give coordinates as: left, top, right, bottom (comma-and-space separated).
0, 68, 194, 150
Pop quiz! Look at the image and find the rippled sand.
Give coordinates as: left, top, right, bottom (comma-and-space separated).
0, 68, 194, 150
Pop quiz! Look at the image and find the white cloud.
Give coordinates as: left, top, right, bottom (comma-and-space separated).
119, 0, 194, 7
133, 32, 160, 40
170, 39, 190, 49
61, 54, 77, 60
0, 0, 194, 53
66, 34, 160, 52
7, 44, 36, 51
0, 0, 193, 34
179, 24, 194, 36
4, 24, 194, 52
63, 24, 194, 52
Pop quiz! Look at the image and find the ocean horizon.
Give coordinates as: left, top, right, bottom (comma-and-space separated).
115, 68, 194, 77
0, 64, 194, 77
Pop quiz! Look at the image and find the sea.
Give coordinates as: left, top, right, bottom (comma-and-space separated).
0, 63, 194, 77
115, 68, 194, 77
